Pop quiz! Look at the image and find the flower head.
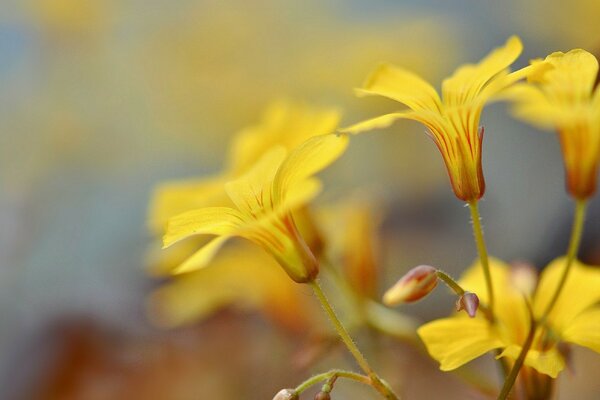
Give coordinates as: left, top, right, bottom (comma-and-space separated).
148, 100, 340, 233
506, 49, 600, 199
343, 36, 532, 201
417, 257, 600, 378
162, 133, 348, 282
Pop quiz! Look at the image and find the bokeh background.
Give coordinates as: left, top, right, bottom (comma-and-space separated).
1, 0, 599, 399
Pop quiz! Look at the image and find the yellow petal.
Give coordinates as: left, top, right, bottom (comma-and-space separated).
356, 63, 441, 111
162, 207, 244, 248
227, 100, 340, 173
224, 146, 287, 216
533, 49, 599, 100
442, 36, 522, 106
417, 316, 504, 371
534, 258, 600, 330
561, 307, 600, 353
148, 175, 229, 233
273, 133, 348, 203
172, 235, 232, 274
502, 84, 560, 129
497, 345, 565, 378
341, 112, 416, 135
459, 257, 530, 343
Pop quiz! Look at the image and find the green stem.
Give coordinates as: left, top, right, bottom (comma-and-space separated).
541, 199, 587, 320
497, 304, 536, 400
295, 369, 370, 394
468, 200, 495, 319
309, 279, 399, 400
499, 200, 587, 398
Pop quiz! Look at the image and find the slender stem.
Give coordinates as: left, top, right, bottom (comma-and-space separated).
497, 304, 536, 400
541, 199, 587, 320
295, 369, 370, 394
309, 279, 399, 400
468, 200, 495, 319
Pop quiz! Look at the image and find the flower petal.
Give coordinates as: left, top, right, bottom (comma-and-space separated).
163, 207, 244, 248
273, 133, 348, 203
442, 36, 522, 106
225, 146, 287, 216
417, 316, 504, 371
561, 307, 600, 353
172, 235, 232, 274
355, 63, 442, 111
148, 176, 229, 233
496, 345, 565, 378
534, 258, 600, 330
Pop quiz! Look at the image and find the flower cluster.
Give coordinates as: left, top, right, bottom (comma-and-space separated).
148, 39, 600, 400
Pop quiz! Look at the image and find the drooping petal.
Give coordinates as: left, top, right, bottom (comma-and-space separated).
417, 316, 504, 371
442, 36, 522, 107
163, 207, 244, 248
496, 345, 565, 378
355, 63, 442, 111
561, 307, 600, 353
341, 112, 412, 135
534, 258, 600, 331
173, 235, 232, 274
273, 133, 348, 204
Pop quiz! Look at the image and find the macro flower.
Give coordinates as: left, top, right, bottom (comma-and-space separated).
418, 257, 600, 378
162, 133, 348, 282
343, 36, 534, 201
505, 49, 600, 199
149, 100, 340, 233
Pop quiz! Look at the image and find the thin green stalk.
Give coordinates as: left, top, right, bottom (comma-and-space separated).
295, 369, 370, 394
468, 200, 495, 319
309, 279, 399, 400
497, 304, 536, 400
499, 200, 587, 398
541, 199, 587, 320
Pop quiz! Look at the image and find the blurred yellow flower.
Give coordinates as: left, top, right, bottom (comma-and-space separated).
148, 100, 340, 233
506, 49, 600, 199
344, 36, 532, 201
148, 242, 321, 332
163, 133, 348, 282
418, 257, 600, 378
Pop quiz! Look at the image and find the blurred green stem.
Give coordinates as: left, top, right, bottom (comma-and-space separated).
309, 279, 399, 400
468, 200, 495, 320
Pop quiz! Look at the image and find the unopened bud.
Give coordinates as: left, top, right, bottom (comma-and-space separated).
455, 292, 479, 318
383, 265, 438, 305
315, 392, 331, 400
273, 389, 298, 400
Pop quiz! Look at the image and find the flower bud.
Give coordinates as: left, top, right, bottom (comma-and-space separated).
383, 265, 438, 305
455, 292, 479, 318
273, 389, 298, 400
315, 392, 331, 400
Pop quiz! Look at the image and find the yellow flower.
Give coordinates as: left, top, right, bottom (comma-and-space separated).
343, 36, 532, 201
148, 100, 340, 233
418, 257, 600, 378
148, 242, 321, 332
162, 133, 348, 282
505, 49, 600, 199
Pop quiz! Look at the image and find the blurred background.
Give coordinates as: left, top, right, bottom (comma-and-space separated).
0, 0, 599, 398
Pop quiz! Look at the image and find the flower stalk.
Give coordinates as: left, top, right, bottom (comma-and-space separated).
468, 200, 495, 319
309, 279, 399, 400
